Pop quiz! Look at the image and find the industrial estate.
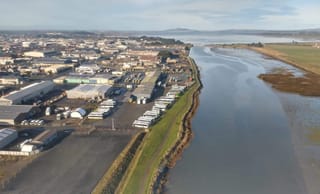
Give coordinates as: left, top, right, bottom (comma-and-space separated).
0, 31, 199, 193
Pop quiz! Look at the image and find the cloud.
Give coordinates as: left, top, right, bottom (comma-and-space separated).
260, 5, 320, 29
0, 0, 319, 30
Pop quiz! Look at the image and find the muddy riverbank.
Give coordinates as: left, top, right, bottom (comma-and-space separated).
259, 71, 320, 96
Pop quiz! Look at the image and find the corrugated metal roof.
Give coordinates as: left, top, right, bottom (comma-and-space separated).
34, 58, 66, 64
133, 71, 160, 99
66, 84, 112, 99
0, 128, 17, 142
1, 81, 54, 102
0, 105, 34, 120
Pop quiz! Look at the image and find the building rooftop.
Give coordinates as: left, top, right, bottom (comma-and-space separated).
0, 105, 34, 120
93, 74, 118, 79
32, 129, 57, 144
33, 58, 67, 65
133, 71, 161, 99
0, 81, 54, 102
0, 128, 17, 142
66, 84, 112, 99
70, 84, 111, 93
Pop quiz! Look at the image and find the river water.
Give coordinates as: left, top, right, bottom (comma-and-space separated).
166, 45, 309, 194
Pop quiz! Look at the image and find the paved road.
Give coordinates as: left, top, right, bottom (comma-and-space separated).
2, 131, 132, 194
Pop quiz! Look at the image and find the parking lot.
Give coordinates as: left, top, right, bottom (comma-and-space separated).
1, 130, 133, 194
89, 102, 154, 129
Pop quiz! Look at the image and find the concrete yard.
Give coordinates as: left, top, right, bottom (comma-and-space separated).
1, 131, 133, 194
91, 102, 153, 129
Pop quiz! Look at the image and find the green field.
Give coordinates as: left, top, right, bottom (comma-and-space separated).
264, 43, 320, 74
308, 128, 320, 145
116, 59, 200, 194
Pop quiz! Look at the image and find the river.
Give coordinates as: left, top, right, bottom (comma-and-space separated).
165, 44, 313, 194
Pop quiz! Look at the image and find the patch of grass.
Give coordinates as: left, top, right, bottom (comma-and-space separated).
262, 43, 320, 75
307, 128, 320, 144
117, 58, 200, 194
267, 44, 320, 66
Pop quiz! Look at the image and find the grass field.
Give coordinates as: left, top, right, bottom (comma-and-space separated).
253, 43, 320, 75
308, 128, 320, 145
116, 59, 200, 194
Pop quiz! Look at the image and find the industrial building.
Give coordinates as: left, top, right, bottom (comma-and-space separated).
0, 75, 23, 85
75, 63, 100, 75
66, 84, 112, 99
54, 74, 120, 85
21, 129, 58, 152
32, 129, 58, 146
33, 58, 75, 74
0, 81, 55, 105
24, 50, 60, 58
0, 56, 14, 65
132, 71, 161, 103
93, 74, 120, 85
33, 58, 71, 67
53, 75, 92, 84
0, 128, 18, 149
0, 105, 38, 125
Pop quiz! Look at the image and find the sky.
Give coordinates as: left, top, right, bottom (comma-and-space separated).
0, 0, 319, 31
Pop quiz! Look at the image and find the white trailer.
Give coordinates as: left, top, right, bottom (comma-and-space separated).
137, 116, 155, 123
132, 120, 151, 128
45, 107, 51, 116
143, 110, 160, 118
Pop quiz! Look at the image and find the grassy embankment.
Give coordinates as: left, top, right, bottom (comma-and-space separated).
115, 57, 201, 194
308, 128, 320, 145
92, 132, 146, 194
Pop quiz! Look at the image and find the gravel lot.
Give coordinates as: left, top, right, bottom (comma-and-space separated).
1, 131, 132, 194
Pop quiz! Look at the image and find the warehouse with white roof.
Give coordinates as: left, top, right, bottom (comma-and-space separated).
66, 84, 112, 99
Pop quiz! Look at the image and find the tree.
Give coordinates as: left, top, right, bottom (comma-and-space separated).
158, 50, 172, 59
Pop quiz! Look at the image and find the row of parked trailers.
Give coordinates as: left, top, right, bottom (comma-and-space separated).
132, 85, 187, 129
88, 99, 117, 120
132, 109, 161, 129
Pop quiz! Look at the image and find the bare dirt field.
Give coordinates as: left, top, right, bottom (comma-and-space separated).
1, 130, 133, 194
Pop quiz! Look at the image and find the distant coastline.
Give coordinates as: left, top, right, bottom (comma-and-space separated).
210, 42, 320, 75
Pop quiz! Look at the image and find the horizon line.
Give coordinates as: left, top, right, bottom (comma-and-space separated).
0, 27, 319, 33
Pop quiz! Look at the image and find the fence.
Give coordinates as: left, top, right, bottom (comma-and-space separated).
0, 150, 40, 156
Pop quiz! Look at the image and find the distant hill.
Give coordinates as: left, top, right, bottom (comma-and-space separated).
140, 28, 320, 39
1, 28, 319, 39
